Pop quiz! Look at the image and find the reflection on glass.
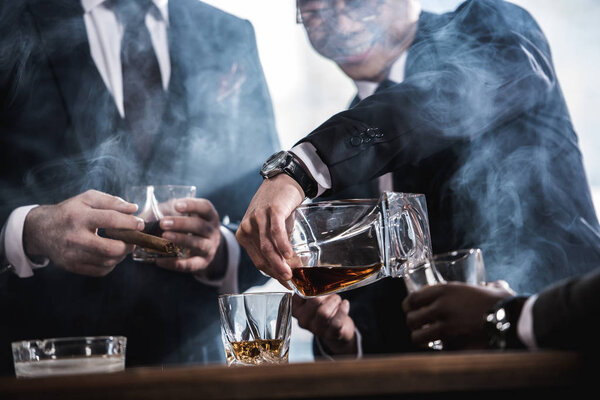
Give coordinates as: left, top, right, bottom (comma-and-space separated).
12, 336, 126, 378
289, 192, 433, 297
403, 260, 446, 350
218, 292, 292, 366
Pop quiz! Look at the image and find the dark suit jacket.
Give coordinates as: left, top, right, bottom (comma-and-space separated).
0, 0, 279, 374
308, 0, 600, 356
531, 267, 600, 352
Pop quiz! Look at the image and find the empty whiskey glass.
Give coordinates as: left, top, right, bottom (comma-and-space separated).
432, 248, 487, 285
403, 260, 446, 350
403, 248, 488, 351
218, 292, 292, 366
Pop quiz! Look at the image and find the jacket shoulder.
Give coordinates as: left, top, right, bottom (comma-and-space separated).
176, 0, 254, 38
451, 0, 541, 34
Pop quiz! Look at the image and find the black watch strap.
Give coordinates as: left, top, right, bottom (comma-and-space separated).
261, 151, 319, 199
486, 296, 528, 349
283, 154, 318, 199
1, 262, 14, 275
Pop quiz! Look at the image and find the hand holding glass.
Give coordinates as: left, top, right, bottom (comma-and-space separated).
125, 185, 196, 262
403, 248, 488, 350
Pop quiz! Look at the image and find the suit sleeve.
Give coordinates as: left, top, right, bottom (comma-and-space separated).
298, 0, 555, 192
532, 268, 600, 351
0, 3, 37, 226
0, 4, 45, 271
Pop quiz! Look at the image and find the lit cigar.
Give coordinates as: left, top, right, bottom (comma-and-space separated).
104, 228, 183, 257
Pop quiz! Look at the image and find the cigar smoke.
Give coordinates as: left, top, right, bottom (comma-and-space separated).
0, 0, 279, 370
301, 0, 600, 294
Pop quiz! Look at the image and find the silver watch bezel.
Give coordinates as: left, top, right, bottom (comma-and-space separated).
260, 151, 289, 179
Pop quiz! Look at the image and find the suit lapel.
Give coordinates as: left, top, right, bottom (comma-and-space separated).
142, 0, 223, 184
28, 0, 122, 152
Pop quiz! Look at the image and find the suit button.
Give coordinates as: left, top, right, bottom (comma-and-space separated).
350, 136, 363, 146
366, 128, 378, 138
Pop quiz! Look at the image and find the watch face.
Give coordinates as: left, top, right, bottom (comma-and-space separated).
261, 151, 288, 178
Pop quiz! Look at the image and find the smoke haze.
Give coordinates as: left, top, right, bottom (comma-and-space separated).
0, 0, 279, 371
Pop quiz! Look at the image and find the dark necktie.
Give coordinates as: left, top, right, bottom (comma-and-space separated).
350, 79, 397, 108
115, 0, 166, 158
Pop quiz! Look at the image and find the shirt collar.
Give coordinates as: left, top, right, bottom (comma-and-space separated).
81, 0, 169, 23
355, 51, 408, 101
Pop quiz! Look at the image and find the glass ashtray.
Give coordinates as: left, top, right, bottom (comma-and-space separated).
11, 336, 126, 378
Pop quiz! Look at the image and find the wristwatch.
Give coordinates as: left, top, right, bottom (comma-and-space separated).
260, 151, 318, 199
485, 296, 528, 349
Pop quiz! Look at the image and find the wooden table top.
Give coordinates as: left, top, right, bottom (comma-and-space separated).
0, 350, 590, 399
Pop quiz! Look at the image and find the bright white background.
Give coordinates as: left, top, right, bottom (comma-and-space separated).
202, 0, 600, 362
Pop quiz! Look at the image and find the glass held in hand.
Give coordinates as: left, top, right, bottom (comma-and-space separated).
218, 292, 292, 366
402, 248, 488, 351
403, 260, 446, 350
125, 185, 196, 262
288, 191, 433, 298
432, 248, 487, 285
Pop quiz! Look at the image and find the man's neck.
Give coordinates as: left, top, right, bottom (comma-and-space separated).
355, 51, 408, 101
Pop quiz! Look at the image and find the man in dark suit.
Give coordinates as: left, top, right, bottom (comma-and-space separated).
237, 0, 599, 357
0, 0, 279, 374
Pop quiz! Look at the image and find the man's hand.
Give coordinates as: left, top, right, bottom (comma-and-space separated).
236, 174, 305, 287
293, 294, 357, 356
23, 190, 143, 277
402, 282, 514, 349
155, 198, 226, 277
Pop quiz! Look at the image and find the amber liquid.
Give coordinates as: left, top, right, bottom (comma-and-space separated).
226, 339, 286, 365
291, 264, 382, 297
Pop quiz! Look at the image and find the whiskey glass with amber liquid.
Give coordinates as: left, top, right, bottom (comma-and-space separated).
288, 192, 433, 297
218, 292, 292, 366
126, 185, 196, 262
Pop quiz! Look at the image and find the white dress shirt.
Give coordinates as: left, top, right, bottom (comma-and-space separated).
1, 0, 239, 294
517, 294, 538, 349
82, 0, 171, 116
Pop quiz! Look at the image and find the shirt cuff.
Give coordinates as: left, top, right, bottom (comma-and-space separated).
290, 143, 331, 197
516, 294, 538, 350
193, 225, 239, 294
314, 327, 363, 360
355, 327, 363, 359
3, 205, 49, 278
